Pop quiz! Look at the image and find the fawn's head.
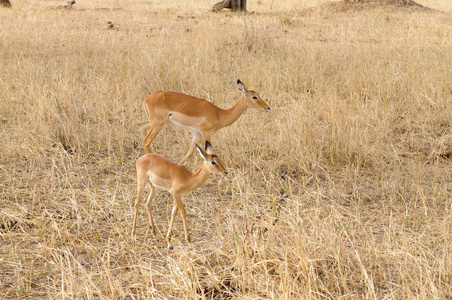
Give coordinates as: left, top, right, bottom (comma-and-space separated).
196, 142, 228, 177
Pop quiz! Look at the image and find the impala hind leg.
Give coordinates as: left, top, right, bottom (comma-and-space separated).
145, 185, 157, 236
178, 132, 202, 165
139, 122, 151, 140
132, 171, 147, 236
143, 121, 165, 154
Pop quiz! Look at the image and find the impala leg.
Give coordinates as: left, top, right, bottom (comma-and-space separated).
174, 195, 190, 243
145, 185, 157, 236
143, 122, 165, 154
132, 171, 147, 236
166, 202, 179, 249
178, 132, 202, 165
139, 122, 151, 140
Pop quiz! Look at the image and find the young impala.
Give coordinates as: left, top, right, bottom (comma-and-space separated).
132, 142, 228, 249
141, 80, 270, 164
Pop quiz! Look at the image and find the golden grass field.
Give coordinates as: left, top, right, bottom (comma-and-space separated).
1, 0, 452, 298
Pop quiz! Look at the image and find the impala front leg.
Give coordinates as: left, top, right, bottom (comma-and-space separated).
173, 194, 190, 243
178, 132, 202, 165
166, 202, 179, 249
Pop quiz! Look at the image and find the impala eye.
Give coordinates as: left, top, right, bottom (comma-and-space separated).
211, 161, 217, 165
252, 96, 258, 100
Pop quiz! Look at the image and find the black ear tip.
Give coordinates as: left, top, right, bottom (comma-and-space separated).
237, 79, 242, 84
205, 141, 212, 150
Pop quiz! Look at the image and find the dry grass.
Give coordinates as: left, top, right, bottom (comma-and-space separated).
1, 0, 452, 298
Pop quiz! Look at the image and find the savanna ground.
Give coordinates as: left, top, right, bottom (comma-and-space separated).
1, 0, 452, 298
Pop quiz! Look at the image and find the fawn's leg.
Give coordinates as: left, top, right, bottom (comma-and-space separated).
145, 185, 157, 236
166, 202, 179, 249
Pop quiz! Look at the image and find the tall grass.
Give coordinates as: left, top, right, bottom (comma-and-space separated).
1, 0, 452, 298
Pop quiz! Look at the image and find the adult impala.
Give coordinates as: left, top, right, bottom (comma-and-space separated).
141, 80, 270, 164
132, 142, 228, 249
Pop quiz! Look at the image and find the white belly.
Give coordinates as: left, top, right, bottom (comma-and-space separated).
147, 172, 171, 192
168, 112, 202, 132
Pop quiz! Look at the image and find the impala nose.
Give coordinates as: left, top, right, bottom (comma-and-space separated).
223, 172, 228, 177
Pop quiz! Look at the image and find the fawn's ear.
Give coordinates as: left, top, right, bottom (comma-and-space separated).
237, 79, 250, 96
205, 141, 214, 154
196, 144, 208, 160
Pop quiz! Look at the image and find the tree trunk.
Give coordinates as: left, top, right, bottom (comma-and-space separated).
212, 0, 246, 12
0, 0, 11, 7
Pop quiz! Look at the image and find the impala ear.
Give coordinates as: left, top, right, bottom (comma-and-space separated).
205, 141, 214, 154
237, 79, 249, 96
196, 144, 208, 160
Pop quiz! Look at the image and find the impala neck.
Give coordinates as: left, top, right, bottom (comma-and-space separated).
218, 95, 248, 128
187, 163, 211, 191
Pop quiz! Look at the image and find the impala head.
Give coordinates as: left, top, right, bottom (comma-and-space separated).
237, 79, 270, 112
196, 142, 228, 177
